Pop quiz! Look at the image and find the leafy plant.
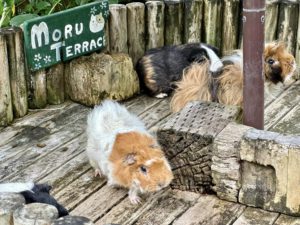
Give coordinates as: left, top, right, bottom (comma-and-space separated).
0, 0, 15, 27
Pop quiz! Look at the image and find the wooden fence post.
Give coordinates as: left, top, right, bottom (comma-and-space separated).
277, 0, 299, 55
0, 193, 25, 225
243, 0, 265, 129
46, 63, 65, 105
5, 27, 28, 118
109, 4, 128, 53
27, 69, 47, 109
184, 0, 203, 43
145, 1, 165, 50
0, 33, 13, 126
265, 0, 279, 43
126, 2, 145, 66
222, 0, 240, 54
164, 0, 184, 46
203, 0, 223, 50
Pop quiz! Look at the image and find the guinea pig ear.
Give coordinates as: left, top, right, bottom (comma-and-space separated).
124, 153, 136, 165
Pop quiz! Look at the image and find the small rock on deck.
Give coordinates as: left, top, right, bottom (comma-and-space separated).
0, 80, 299, 225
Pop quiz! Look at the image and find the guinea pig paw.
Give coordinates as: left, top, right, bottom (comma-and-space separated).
94, 169, 103, 177
129, 195, 141, 204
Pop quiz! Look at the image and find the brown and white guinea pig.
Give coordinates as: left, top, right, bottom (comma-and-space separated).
86, 100, 173, 204
136, 43, 223, 98
170, 42, 297, 112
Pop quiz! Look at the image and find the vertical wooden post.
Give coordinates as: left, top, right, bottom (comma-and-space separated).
277, 0, 299, 55
0, 34, 13, 126
203, 0, 223, 50
5, 27, 28, 118
164, 0, 184, 45
222, 0, 240, 54
184, 0, 203, 43
126, 2, 145, 66
27, 69, 47, 109
296, 4, 300, 79
109, 4, 128, 53
265, 0, 279, 43
145, 1, 165, 50
46, 63, 65, 105
243, 0, 265, 129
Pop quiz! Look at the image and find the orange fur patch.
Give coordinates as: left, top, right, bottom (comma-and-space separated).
141, 56, 158, 93
171, 61, 212, 112
109, 132, 173, 192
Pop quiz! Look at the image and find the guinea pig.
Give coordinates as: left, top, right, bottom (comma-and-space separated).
86, 100, 173, 204
136, 43, 223, 98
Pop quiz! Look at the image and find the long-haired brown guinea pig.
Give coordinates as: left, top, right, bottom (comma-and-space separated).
86, 100, 173, 204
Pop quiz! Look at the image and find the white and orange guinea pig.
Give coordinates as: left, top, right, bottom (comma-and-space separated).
86, 100, 173, 204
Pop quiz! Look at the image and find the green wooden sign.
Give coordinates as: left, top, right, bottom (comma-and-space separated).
23, 1, 109, 71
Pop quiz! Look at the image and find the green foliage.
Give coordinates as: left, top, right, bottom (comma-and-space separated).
1, 0, 116, 28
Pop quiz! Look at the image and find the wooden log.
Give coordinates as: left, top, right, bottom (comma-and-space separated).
103, 22, 110, 53
203, 0, 223, 49
0, 193, 25, 225
265, 0, 280, 43
164, 0, 184, 45
277, 0, 299, 55
184, 0, 203, 43
66, 53, 139, 106
51, 216, 94, 225
27, 69, 48, 109
13, 203, 58, 225
0, 33, 13, 126
222, 0, 240, 54
126, 2, 145, 66
46, 63, 65, 105
109, 4, 128, 53
5, 27, 28, 118
145, 1, 165, 50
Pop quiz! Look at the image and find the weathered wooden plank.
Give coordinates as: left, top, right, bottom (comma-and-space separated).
0, 102, 73, 147
222, 0, 240, 54
124, 95, 163, 116
164, 0, 184, 45
109, 4, 128, 53
55, 169, 106, 211
203, 0, 223, 49
145, 1, 165, 50
0, 33, 13, 126
139, 98, 172, 128
52, 216, 94, 225
0, 105, 89, 181
46, 63, 65, 105
96, 190, 199, 225
184, 0, 203, 43
173, 195, 246, 225
264, 81, 300, 130
6, 133, 86, 182
265, 0, 279, 43
126, 2, 145, 66
274, 214, 300, 225
6, 27, 28, 118
232, 207, 279, 225
39, 154, 90, 195
270, 103, 300, 135
277, 1, 299, 55
71, 185, 127, 222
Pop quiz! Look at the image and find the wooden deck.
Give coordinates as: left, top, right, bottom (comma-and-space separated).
0, 80, 300, 225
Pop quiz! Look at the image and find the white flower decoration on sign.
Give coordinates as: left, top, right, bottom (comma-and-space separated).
90, 6, 97, 15
34, 54, 42, 62
44, 55, 52, 63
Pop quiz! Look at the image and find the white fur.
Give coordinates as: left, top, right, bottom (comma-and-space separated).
86, 100, 149, 183
222, 50, 243, 66
0, 182, 34, 193
201, 44, 223, 72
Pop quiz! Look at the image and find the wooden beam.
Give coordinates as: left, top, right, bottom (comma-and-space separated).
242, 0, 265, 129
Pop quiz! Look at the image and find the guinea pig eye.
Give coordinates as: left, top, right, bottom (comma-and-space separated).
140, 165, 147, 174
267, 59, 275, 65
